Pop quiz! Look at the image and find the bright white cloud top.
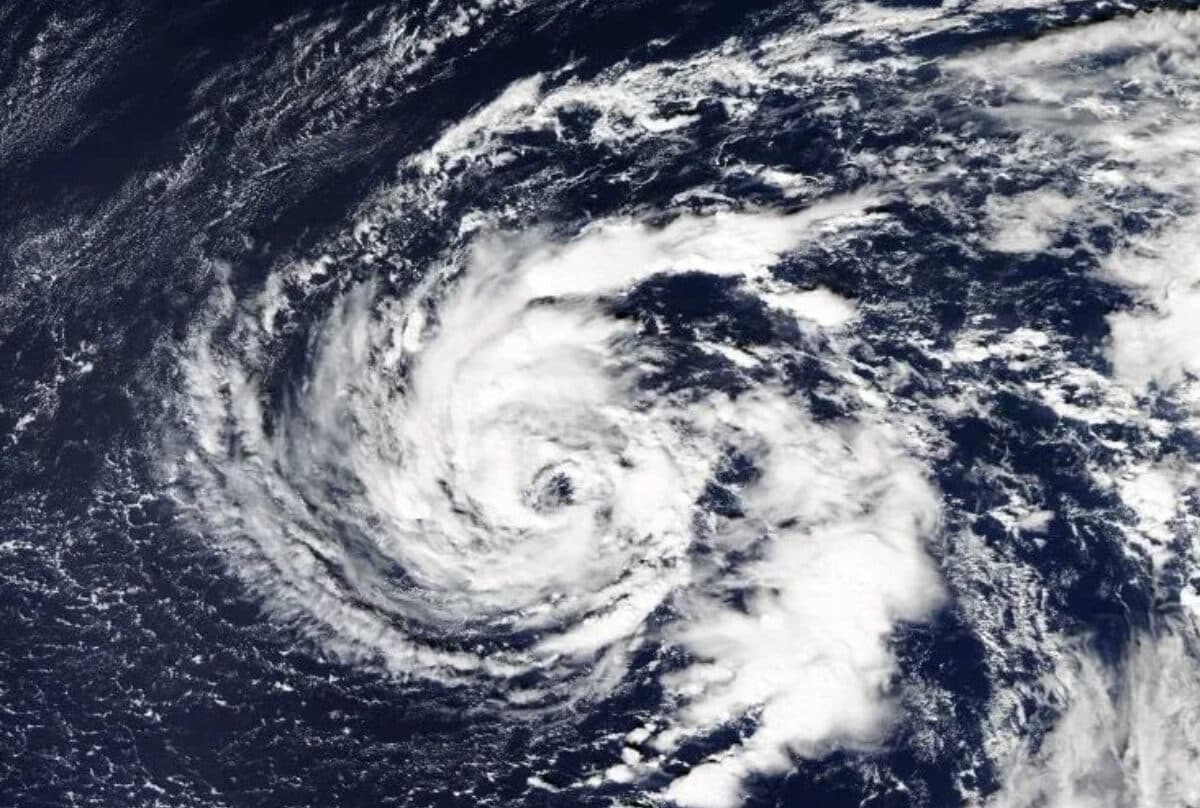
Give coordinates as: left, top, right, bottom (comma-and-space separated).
167, 196, 944, 805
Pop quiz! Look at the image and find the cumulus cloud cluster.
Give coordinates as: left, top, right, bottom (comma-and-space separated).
951, 12, 1200, 807
952, 10, 1200, 395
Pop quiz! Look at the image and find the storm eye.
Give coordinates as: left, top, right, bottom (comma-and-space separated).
523, 465, 575, 511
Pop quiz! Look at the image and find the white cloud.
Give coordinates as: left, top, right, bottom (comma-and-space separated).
986, 627, 1200, 808
984, 189, 1078, 254
1103, 212, 1200, 390
168, 198, 942, 802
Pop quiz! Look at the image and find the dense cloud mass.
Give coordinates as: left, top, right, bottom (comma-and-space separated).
4, 2, 1200, 807
171, 199, 946, 803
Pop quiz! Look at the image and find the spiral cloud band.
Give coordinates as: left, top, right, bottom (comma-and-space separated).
167, 197, 943, 803
13, 2, 1200, 805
